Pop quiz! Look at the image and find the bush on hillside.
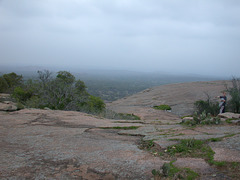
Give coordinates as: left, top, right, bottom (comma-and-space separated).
226, 77, 240, 113
182, 111, 221, 126
153, 104, 171, 111
194, 92, 219, 116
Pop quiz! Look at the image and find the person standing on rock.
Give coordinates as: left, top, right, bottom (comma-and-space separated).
217, 91, 227, 114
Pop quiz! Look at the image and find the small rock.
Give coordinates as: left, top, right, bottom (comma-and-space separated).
183, 117, 194, 120
182, 117, 194, 123
3, 101, 12, 104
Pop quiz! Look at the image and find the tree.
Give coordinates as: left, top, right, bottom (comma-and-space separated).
85, 95, 106, 114
0, 77, 8, 93
37, 70, 52, 87
0, 72, 23, 93
12, 86, 33, 103
56, 71, 75, 84
7, 70, 106, 115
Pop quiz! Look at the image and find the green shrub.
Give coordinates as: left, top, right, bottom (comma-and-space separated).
0, 72, 23, 93
82, 95, 106, 114
152, 161, 199, 179
182, 111, 221, 126
0, 77, 8, 93
2, 70, 106, 115
12, 87, 33, 103
194, 99, 219, 116
16, 102, 25, 110
138, 139, 155, 150
32, 70, 106, 114
25, 96, 41, 108
167, 139, 204, 156
153, 104, 171, 110
226, 77, 240, 113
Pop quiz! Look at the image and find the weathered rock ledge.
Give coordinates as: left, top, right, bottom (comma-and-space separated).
1, 108, 240, 179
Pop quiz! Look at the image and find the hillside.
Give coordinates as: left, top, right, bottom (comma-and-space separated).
1, 79, 240, 179
107, 80, 231, 117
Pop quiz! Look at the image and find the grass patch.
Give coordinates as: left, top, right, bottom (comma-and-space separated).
153, 104, 171, 111
152, 161, 199, 180
139, 138, 240, 179
208, 137, 222, 142
165, 138, 240, 178
225, 118, 237, 124
140, 135, 240, 179
138, 139, 155, 150
181, 111, 221, 126
215, 162, 240, 179
166, 139, 220, 165
207, 134, 236, 142
167, 139, 206, 157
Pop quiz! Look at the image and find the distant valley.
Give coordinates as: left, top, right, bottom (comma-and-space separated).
0, 66, 225, 102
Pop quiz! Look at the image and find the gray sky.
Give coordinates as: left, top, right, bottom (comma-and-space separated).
0, 0, 240, 77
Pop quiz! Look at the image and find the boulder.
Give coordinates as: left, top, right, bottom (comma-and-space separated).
181, 116, 193, 123
182, 117, 194, 120
218, 112, 240, 119
0, 93, 10, 98
0, 102, 18, 111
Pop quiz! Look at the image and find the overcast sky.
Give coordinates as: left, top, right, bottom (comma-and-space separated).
0, 0, 240, 77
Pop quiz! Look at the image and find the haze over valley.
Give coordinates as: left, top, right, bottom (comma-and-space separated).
0, 65, 225, 102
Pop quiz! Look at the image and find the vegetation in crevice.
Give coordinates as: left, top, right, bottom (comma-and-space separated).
153, 104, 171, 111
100, 126, 140, 130
181, 111, 221, 126
152, 161, 199, 180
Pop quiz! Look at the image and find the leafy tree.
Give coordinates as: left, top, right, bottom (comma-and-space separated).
0, 77, 8, 93
56, 71, 75, 84
75, 80, 87, 93
84, 95, 105, 113
37, 71, 76, 110
29, 70, 105, 114
12, 86, 33, 103
37, 70, 52, 87
0, 72, 23, 93
3, 70, 106, 115
3, 72, 23, 88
